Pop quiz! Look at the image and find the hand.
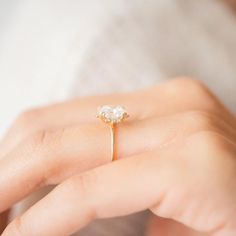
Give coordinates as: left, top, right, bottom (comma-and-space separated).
0, 78, 236, 236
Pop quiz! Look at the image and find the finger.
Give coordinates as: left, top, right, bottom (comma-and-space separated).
0, 78, 223, 157
2, 151, 229, 236
0, 92, 140, 157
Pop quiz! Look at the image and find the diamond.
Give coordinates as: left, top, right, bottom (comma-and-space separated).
97, 105, 128, 124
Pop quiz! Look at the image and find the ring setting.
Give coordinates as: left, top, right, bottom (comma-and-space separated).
97, 105, 129, 124
97, 105, 129, 161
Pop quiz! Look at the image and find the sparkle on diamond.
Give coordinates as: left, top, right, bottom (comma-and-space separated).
97, 105, 128, 123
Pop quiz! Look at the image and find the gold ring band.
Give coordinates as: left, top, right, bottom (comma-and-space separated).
110, 123, 116, 161
97, 105, 129, 161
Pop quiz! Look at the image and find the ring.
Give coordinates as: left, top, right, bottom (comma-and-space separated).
97, 105, 129, 161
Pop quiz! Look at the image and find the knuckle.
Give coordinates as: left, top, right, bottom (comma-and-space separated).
189, 131, 232, 168
26, 128, 68, 163
169, 77, 207, 92
23, 129, 67, 186
164, 78, 218, 109
184, 110, 215, 131
55, 172, 98, 218
18, 130, 52, 173
190, 130, 230, 167
197, 130, 224, 148
189, 131, 236, 201
29, 128, 66, 151
28, 130, 51, 151
61, 171, 98, 210
71, 171, 98, 198
16, 108, 42, 131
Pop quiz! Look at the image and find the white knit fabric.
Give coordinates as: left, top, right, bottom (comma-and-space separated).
0, 0, 236, 235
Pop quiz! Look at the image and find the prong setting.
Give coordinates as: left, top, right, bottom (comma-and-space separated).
97, 105, 129, 124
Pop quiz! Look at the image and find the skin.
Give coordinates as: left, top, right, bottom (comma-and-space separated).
0, 78, 235, 236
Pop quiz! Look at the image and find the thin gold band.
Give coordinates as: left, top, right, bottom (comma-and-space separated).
110, 123, 116, 161
97, 105, 128, 162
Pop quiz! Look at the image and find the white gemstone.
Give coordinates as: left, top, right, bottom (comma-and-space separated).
97, 105, 127, 123
113, 106, 125, 118
98, 105, 112, 115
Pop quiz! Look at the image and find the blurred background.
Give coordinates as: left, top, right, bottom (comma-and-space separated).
0, 0, 236, 235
